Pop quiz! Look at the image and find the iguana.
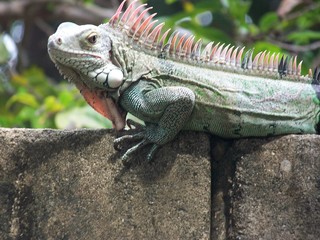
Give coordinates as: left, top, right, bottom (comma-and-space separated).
47, 0, 320, 161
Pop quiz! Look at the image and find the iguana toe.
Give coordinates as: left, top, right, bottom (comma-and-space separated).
146, 144, 160, 162
114, 129, 161, 162
126, 119, 144, 130
120, 139, 150, 161
113, 132, 144, 151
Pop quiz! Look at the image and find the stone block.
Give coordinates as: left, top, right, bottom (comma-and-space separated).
229, 135, 320, 240
0, 128, 211, 239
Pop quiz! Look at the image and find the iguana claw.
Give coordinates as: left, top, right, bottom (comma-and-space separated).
114, 130, 160, 162
113, 132, 144, 151
146, 144, 160, 162
114, 119, 161, 161
126, 119, 144, 130
120, 139, 149, 161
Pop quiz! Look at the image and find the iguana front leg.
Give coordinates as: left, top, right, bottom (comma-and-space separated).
115, 80, 195, 161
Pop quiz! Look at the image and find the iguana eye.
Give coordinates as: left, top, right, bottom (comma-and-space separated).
87, 33, 98, 44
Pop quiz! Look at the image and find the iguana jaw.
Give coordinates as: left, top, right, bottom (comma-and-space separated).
48, 55, 126, 131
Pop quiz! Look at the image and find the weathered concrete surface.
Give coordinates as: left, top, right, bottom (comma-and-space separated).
229, 135, 320, 240
1, 128, 320, 240
0, 128, 211, 240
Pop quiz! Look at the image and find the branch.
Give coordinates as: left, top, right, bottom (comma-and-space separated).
0, 0, 115, 27
52, 3, 115, 25
268, 38, 320, 53
281, 2, 320, 21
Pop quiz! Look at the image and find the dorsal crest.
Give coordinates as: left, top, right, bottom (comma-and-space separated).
107, 0, 313, 81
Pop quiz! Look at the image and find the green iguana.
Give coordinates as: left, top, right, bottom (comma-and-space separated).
47, 0, 320, 161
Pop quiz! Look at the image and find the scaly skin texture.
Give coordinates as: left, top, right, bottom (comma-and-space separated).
47, 1, 320, 161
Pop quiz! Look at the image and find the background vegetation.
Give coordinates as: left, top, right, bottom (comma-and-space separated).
1, 0, 320, 129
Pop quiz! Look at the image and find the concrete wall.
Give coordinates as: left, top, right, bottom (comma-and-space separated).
0, 128, 319, 239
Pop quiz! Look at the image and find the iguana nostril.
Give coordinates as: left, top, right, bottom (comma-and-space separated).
57, 37, 62, 45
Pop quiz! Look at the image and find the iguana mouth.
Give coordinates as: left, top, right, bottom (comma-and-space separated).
48, 47, 102, 63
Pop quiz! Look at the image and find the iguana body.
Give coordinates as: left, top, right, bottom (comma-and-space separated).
47, 0, 320, 160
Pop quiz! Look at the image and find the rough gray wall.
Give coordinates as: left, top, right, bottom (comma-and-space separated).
229, 136, 320, 240
0, 128, 211, 240
0, 128, 319, 239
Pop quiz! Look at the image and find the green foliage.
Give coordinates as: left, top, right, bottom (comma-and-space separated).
258, 12, 279, 33
55, 106, 112, 129
0, 67, 112, 129
0, 34, 10, 64
287, 30, 320, 44
223, 0, 251, 27
83, 0, 94, 4
165, 0, 178, 4
2, 0, 320, 129
252, 41, 281, 55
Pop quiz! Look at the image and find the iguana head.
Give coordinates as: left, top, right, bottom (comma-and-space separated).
47, 0, 166, 131
48, 22, 126, 130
